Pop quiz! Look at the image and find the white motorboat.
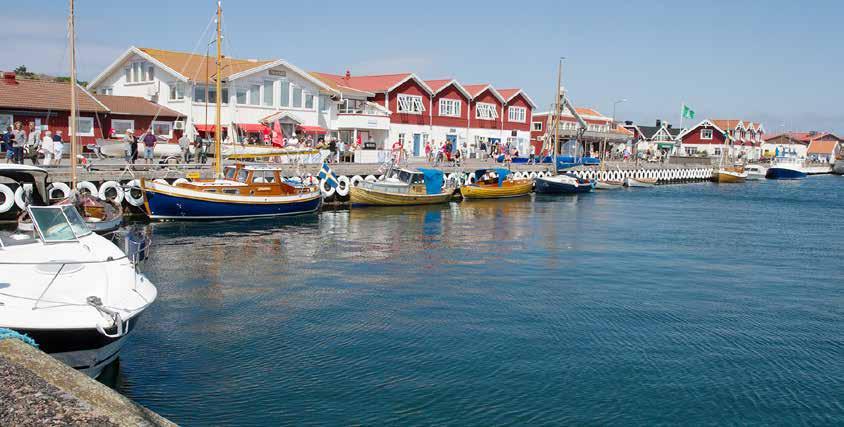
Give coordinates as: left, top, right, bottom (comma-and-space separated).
0, 203, 157, 377
745, 164, 768, 180
624, 177, 657, 187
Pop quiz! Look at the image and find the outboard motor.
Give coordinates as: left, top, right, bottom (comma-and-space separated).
122, 225, 152, 265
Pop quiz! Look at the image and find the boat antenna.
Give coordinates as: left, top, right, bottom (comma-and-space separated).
214, 0, 223, 178
69, 0, 78, 189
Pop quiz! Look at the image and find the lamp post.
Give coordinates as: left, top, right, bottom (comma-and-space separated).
603, 99, 626, 163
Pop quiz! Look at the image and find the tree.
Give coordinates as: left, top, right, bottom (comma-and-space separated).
13, 65, 35, 78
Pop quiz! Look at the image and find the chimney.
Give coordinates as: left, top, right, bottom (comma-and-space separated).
667, 124, 673, 129
3, 72, 17, 84
344, 69, 351, 80
655, 119, 662, 127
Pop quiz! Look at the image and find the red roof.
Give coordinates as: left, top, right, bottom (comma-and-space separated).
807, 140, 838, 154
425, 79, 453, 92
94, 95, 182, 117
463, 84, 491, 98
497, 89, 521, 100
0, 73, 107, 113
311, 72, 412, 93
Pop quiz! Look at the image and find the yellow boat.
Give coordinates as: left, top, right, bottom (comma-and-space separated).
460, 168, 534, 199
350, 168, 454, 206
712, 166, 747, 183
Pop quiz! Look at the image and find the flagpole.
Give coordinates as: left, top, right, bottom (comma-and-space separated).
679, 102, 684, 133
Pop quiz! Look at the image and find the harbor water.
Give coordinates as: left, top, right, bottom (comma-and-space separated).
109, 176, 843, 425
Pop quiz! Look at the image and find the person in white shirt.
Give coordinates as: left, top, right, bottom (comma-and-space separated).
53, 134, 64, 166
41, 131, 54, 165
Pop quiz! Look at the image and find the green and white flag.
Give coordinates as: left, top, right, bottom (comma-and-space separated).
682, 104, 695, 119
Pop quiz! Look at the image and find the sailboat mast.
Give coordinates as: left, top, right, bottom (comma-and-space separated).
552, 58, 563, 175
214, 1, 223, 178
68, 0, 78, 188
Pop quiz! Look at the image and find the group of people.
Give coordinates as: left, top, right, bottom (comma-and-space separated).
1, 121, 64, 166
120, 128, 164, 165
423, 140, 463, 166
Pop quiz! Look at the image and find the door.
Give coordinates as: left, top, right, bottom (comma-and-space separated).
413, 134, 422, 157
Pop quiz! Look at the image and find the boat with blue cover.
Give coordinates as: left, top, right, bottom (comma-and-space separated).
349, 167, 454, 206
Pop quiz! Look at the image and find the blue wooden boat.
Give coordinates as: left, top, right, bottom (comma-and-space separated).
766, 157, 807, 179
140, 164, 322, 220
535, 173, 594, 194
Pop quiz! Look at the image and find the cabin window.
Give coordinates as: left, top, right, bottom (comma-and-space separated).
701, 129, 713, 140
508, 107, 526, 123
397, 94, 425, 114
439, 98, 461, 117
475, 103, 498, 120
263, 81, 274, 106
225, 167, 237, 180
169, 82, 185, 100
223, 189, 238, 195
74, 117, 94, 137
532, 121, 543, 132
111, 119, 134, 137
279, 79, 290, 107
252, 170, 276, 183
152, 121, 173, 137
237, 169, 249, 183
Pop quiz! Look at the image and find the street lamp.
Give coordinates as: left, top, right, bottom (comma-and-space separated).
611, 98, 627, 126
602, 99, 627, 163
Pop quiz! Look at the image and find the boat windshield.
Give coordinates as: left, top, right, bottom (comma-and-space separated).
29, 205, 92, 243
237, 168, 249, 183
397, 170, 424, 184
224, 167, 237, 180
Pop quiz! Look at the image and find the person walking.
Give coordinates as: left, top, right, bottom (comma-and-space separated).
41, 131, 54, 166
122, 129, 134, 163
25, 122, 41, 165
11, 122, 26, 164
2, 126, 12, 164
179, 133, 192, 163
424, 141, 432, 163
142, 128, 157, 165
328, 138, 337, 163
52, 132, 64, 167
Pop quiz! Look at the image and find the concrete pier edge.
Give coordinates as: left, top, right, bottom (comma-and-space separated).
0, 339, 175, 426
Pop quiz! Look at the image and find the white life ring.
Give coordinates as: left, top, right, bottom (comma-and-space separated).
529, 172, 538, 179
76, 181, 98, 196
365, 174, 377, 183
153, 178, 168, 185
467, 173, 477, 184
350, 175, 364, 187
99, 181, 125, 204
320, 178, 336, 197
336, 176, 351, 197
0, 184, 14, 213
173, 178, 190, 186
47, 182, 71, 200
14, 184, 32, 210
513, 171, 523, 179
123, 179, 144, 207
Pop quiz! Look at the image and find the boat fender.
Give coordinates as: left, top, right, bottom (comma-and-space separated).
365, 174, 377, 183
302, 174, 318, 186
76, 181, 99, 196
124, 180, 144, 207
0, 184, 15, 213
99, 181, 125, 204
350, 175, 364, 187
467, 173, 477, 184
47, 182, 71, 200
336, 176, 351, 197
153, 178, 168, 185
173, 178, 190, 186
14, 184, 32, 210
320, 178, 336, 197
529, 172, 538, 179
513, 171, 523, 179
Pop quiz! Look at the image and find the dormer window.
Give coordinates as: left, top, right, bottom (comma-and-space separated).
125, 61, 153, 83
701, 129, 713, 140
508, 107, 526, 123
397, 94, 425, 114
475, 103, 498, 120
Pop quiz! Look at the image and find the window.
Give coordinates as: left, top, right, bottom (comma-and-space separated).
0, 114, 13, 132
74, 117, 94, 136
147, 65, 154, 81
439, 98, 461, 117
127, 62, 153, 83
279, 79, 290, 107
111, 119, 134, 136
292, 86, 303, 108
194, 85, 228, 104
508, 107, 526, 123
714, 147, 722, 155
319, 94, 330, 112
263, 81, 274, 106
397, 94, 425, 114
305, 93, 315, 110
701, 129, 713, 140
99, 87, 113, 95
532, 121, 543, 132
236, 87, 248, 104
685, 147, 698, 155
152, 121, 173, 138
169, 82, 184, 100
249, 84, 260, 105
339, 99, 365, 114
475, 103, 498, 120
398, 133, 405, 145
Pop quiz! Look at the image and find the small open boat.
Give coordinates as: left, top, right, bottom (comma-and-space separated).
594, 180, 624, 190
461, 168, 533, 199
712, 166, 747, 183
350, 167, 453, 206
141, 164, 322, 220
535, 173, 594, 194
624, 177, 657, 187
745, 164, 767, 180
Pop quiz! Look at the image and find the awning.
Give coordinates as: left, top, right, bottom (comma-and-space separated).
194, 124, 224, 133
237, 123, 269, 133
297, 125, 327, 134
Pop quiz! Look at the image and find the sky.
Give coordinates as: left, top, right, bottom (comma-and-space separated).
2, 0, 843, 133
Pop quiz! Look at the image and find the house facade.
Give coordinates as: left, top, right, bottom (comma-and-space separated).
0, 71, 181, 149
530, 107, 632, 155
623, 120, 683, 155
679, 119, 764, 160
762, 132, 843, 160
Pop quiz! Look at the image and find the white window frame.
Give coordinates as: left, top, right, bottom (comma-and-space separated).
508, 106, 526, 123
397, 94, 425, 114
263, 80, 274, 107
111, 119, 134, 137
151, 120, 173, 138
438, 98, 461, 117
74, 117, 94, 137
701, 129, 713, 140
168, 82, 184, 101
532, 121, 543, 132
235, 86, 248, 105
475, 102, 498, 120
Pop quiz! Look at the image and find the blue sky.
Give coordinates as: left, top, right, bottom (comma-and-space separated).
3, 0, 843, 132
